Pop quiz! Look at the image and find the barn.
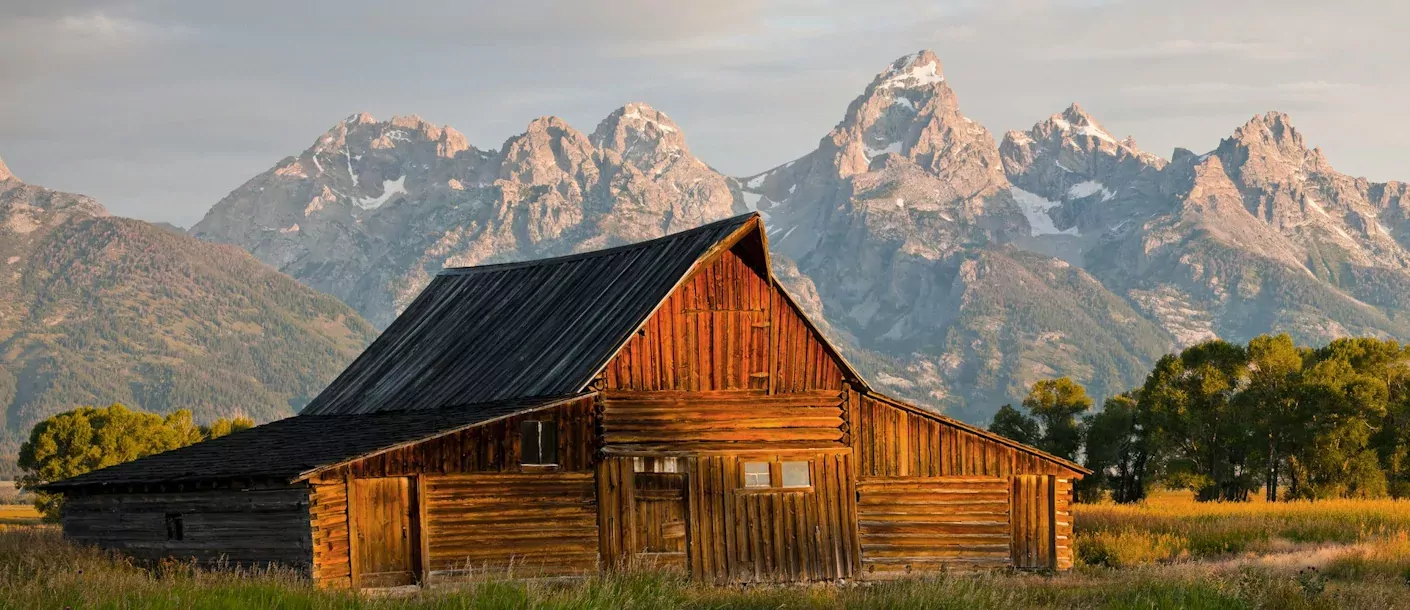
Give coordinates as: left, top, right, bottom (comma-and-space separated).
43, 213, 1088, 587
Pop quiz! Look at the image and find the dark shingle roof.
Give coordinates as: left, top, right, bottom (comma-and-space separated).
301, 213, 758, 415
42, 395, 583, 490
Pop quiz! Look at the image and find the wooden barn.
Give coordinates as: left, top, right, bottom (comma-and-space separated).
44, 213, 1088, 587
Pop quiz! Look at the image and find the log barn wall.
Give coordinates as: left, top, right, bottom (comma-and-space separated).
849, 392, 1083, 571
62, 485, 313, 571
1055, 476, 1074, 570
308, 396, 599, 587
601, 389, 845, 451
856, 477, 1011, 576
423, 473, 598, 579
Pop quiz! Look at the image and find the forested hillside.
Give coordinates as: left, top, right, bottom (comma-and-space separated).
0, 168, 377, 469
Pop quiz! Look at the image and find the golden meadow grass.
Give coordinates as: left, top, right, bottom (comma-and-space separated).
3, 492, 1409, 609
0, 503, 41, 526
1073, 490, 1410, 567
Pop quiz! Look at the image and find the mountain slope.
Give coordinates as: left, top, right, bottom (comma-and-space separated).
0, 167, 377, 438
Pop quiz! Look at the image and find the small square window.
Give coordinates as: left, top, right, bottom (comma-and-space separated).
743, 462, 772, 488
520, 420, 557, 465
165, 513, 184, 541
781, 461, 810, 487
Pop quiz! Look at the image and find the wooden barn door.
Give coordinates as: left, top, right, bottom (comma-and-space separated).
633, 471, 689, 569
1009, 475, 1056, 570
351, 477, 419, 587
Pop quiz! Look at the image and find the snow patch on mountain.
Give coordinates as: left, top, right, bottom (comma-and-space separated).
865, 141, 903, 160
1068, 180, 1115, 201
1011, 186, 1079, 236
356, 176, 407, 209
878, 54, 944, 90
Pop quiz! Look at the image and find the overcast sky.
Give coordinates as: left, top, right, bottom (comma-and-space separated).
2, 0, 1407, 227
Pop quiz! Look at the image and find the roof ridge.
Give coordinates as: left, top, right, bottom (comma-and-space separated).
439, 213, 758, 277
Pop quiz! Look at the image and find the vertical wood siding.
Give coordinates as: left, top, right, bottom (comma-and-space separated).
854, 395, 1074, 478
856, 477, 1011, 576
596, 456, 636, 567
603, 247, 846, 394
1010, 475, 1056, 569
423, 473, 599, 579
770, 287, 845, 394
687, 451, 858, 584
603, 248, 771, 392
62, 486, 312, 570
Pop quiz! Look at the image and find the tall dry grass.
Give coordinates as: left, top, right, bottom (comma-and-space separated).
1073, 490, 1410, 568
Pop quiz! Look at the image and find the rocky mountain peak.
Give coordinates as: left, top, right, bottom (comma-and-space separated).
0, 156, 13, 182
347, 112, 378, 126
1231, 111, 1305, 151
1215, 111, 1330, 201
499, 116, 597, 186
1001, 104, 1165, 218
590, 102, 689, 167
871, 50, 945, 92
818, 50, 1004, 186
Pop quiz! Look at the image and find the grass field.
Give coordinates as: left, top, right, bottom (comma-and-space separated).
0, 503, 41, 526
2, 491, 1408, 609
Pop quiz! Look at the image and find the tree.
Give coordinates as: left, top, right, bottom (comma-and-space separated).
1241, 334, 1304, 501
1141, 341, 1258, 501
1022, 377, 1093, 461
204, 415, 255, 439
1289, 357, 1388, 499
16, 404, 253, 521
989, 404, 1040, 445
1316, 339, 1410, 498
1082, 391, 1155, 503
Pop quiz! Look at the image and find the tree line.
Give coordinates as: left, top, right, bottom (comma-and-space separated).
991, 335, 1410, 503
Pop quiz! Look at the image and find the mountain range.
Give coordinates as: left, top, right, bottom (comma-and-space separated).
6, 49, 1409, 437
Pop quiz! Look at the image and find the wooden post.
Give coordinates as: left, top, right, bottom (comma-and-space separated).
416, 475, 431, 584
344, 473, 360, 589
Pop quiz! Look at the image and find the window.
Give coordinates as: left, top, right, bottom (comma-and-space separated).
781, 461, 811, 487
633, 456, 680, 473
743, 462, 772, 488
165, 513, 184, 541
520, 420, 557, 465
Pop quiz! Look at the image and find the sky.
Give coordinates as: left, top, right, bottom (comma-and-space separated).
2, 0, 1407, 227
